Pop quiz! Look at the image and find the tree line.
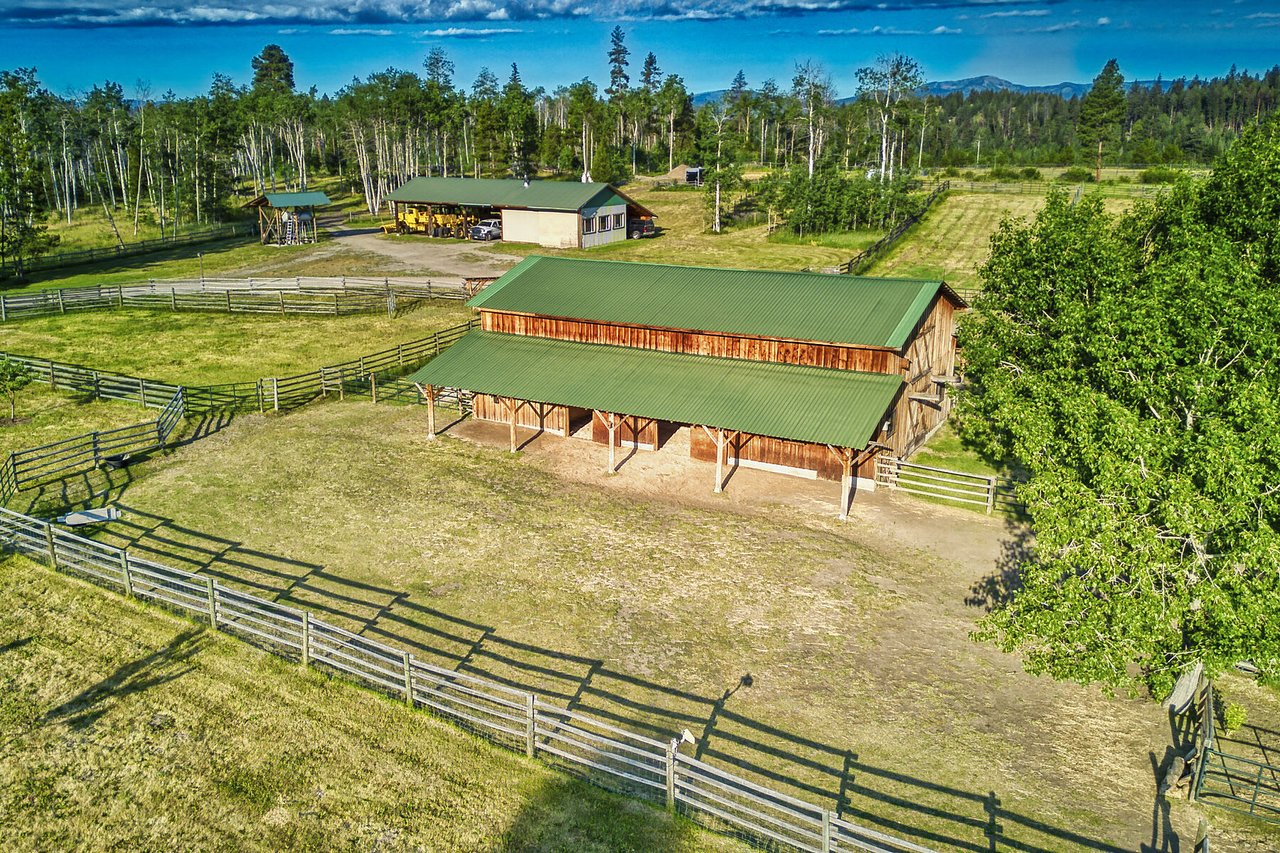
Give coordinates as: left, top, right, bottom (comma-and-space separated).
2, 30, 1278, 275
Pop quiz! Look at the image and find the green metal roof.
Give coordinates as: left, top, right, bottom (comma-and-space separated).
387, 178, 650, 214
469, 256, 954, 350
410, 331, 903, 448
257, 191, 331, 208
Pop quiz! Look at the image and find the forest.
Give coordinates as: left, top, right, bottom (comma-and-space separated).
1, 26, 1279, 272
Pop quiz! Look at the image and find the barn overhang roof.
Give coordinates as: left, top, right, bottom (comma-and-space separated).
387, 177, 653, 216
409, 331, 902, 450
468, 256, 961, 351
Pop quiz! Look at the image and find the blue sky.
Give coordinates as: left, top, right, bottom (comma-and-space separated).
2, 0, 1277, 97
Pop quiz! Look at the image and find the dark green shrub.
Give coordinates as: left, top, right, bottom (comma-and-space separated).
1058, 167, 1095, 183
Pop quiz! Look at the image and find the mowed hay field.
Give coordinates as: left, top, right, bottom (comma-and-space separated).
51, 400, 1211, 852
868, 191, 1135, 292
0, 557, 741, 853
0, 304, 473, 386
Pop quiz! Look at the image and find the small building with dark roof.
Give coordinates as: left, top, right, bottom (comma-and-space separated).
386, 177, 654, 249
409, 256, 965, 516
245, 191, 331, 245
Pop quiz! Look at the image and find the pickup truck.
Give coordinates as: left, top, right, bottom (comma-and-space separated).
628, 218, 656, 239
470, 218, 502, 241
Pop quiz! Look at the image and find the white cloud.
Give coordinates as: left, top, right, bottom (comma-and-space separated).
421, 26, 523, 36
329, 28, 394, 35
1096, 16, 1110, 25
981, 9, 1050, 17
931, 25, 962, 34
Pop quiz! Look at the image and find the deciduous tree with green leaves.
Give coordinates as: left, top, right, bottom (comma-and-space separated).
0, 357, 33, 422
956, 113, 1280, 696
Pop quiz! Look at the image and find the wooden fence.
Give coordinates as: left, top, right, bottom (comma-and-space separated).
939, 180, 1165, 198
0, 224, 249, 278
875, 457, 1023, 515
841, 182, 950, 276
0, 320, 478, 506
0, 502, 935, 853
0, 276, 469, 323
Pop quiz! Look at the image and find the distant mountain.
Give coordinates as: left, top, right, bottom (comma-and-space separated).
693, 76, 1165, 106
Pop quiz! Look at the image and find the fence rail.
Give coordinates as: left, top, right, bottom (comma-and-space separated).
0, 224, 249, 278
0, 320, 478, 506
0, 503, 935, 853
1193, 677, 1280, 824
875, 457, 1022, 515
841, 182, 950, 276
0, 276, 470, 324
940, 180, 1166, 198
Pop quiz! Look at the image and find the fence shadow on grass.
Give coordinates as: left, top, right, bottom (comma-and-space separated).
55, 500, 1141, 853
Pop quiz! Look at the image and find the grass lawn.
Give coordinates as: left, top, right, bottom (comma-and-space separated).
909, 423, 1015, 480
0, 556, 740, 852
0, 305, 474, 386
1, 386, 150, 461
33, 399, 1215, 852
468, 184, 883, 272
867, 191, 1134, 294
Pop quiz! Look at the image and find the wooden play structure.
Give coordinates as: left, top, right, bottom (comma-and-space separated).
245, 192, 331, 246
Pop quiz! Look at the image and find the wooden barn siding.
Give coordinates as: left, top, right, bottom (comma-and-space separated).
473, 394, 568, 434
889, 294, 958, 457
481, 312, 905, 374
689, 430, 876, 482
592, 415, 659, 447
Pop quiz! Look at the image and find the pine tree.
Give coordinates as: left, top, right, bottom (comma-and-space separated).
1078, 59, 1126, 181
251, 44, 295, 97
606, 26, 630, 102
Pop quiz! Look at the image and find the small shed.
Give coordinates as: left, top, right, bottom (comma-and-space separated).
245, 191, 331, 245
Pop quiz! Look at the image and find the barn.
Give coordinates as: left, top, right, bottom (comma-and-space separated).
409, 256, 965, 516
386, 178, 654, 249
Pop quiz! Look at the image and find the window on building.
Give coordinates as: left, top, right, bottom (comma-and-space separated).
583, 215, 596, 234
598, 215, 611, 232
613, 213, 626, 229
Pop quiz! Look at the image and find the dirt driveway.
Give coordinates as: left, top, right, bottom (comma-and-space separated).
322, 218, 523, 279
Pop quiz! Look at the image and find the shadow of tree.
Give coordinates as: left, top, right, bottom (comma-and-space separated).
965, 520, 1033, 611
42, 628, 207, 731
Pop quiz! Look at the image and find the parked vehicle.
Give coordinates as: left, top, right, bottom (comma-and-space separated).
628, 218, 657, 239
470, 218, 502, 241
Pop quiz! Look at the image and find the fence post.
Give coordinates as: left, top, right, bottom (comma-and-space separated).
822, 809, 833, 853
665, 740, 677, 812
0, 294, 6, 322
120, 551, 134, 597
138, 376, 146, 405
226, 290, 233, 312
171, 288, 178, 311
370, 375, 377, 404
301, 610, 311, 666
91, 431, 101, 465
279, 291, 285, 314
92, 370, 100, 399
986, 476, 996, 514
57, 289, 65, 313
44, 522, 58, 570
525, 693, 537, 758
403, 652, 414, 706
117, 284, 124, 308
205, 576, 218, 628
272, 378, 279, 412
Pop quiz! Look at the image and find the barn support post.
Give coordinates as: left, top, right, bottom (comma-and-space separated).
715, 428, 725, 493
607, 414, 617, 472
508, 398, 518, 452
827, 445, 856, 521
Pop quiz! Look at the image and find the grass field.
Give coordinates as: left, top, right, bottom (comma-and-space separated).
23, 399, 1218, 852
867, 190, 1135, 292
0, 556, 741, 852
0, 305, 473, 386
464, 184, 881, 272
1, 386, 149, 461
